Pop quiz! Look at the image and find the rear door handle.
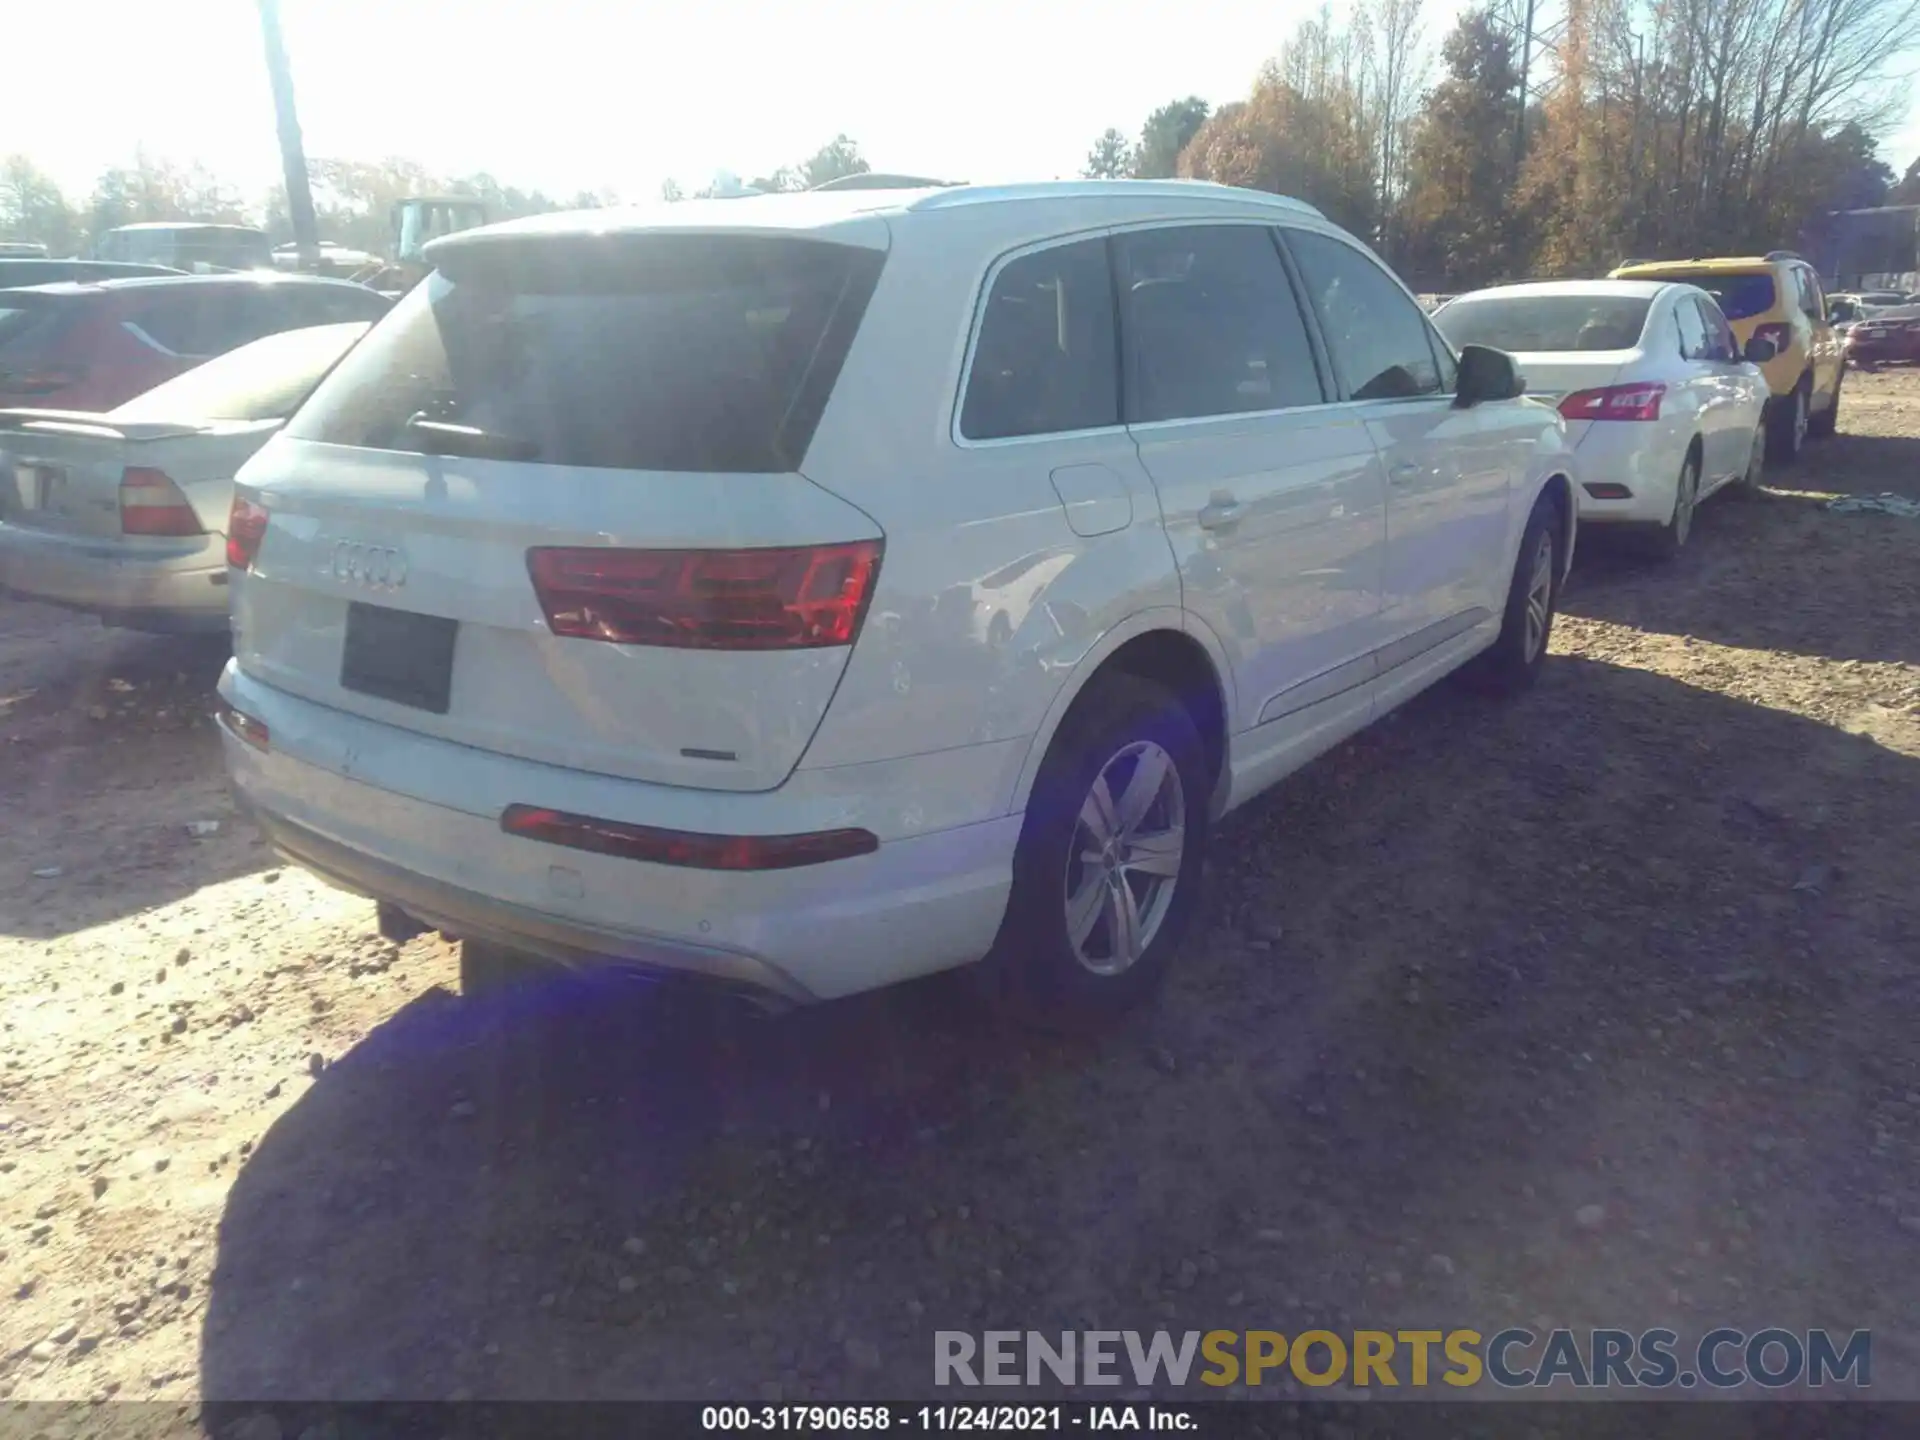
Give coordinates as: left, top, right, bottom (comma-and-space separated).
1198, 495, 1244, 531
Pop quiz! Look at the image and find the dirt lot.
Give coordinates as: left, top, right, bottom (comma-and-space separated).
4, 371, 1920, 1413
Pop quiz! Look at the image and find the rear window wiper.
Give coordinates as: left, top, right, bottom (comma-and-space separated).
403, 413, 540, 461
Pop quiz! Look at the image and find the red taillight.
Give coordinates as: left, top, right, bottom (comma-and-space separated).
1752, 322, 1792, 354
501, 804, 878, 871
1558, 383, 1666, 422
526, 540, 883, 650
217, 704, 270, 752
226, 495, 269, 569
118, 467, 204, 536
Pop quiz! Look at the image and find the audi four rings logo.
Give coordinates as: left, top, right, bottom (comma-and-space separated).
332, 540, 407, 590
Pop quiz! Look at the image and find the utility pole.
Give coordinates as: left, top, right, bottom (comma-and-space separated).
256, 0, 320, 268
1514, 0, 1537, 170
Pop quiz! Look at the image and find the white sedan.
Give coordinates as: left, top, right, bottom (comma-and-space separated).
1435, 280, 1774, 558
0, 321, 369, 632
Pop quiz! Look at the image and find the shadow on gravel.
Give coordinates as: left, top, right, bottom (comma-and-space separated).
1561, 447, 1920, 668
0, 619, 267, 936
199, 656, 1920, 1405
1791, 430, 1920, 500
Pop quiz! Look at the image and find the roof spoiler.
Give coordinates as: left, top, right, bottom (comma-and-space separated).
807, 173, 961, 192
0, 408, 207, 441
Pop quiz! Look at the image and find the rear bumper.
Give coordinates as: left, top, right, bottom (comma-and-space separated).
241, 798, 820, 1005
1566, 424, 1681, 525
0, 523, 229, 632
216, 663, 1025, 1003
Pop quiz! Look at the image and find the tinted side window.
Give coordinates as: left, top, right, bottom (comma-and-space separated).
1111, 225, 1323, 423
1796, 267, 1825, 322
1675, 297, 1711, 360
1696, 298, 1737, 361
1284, 229, 1442, 400
1428, 330, 1459, 392
960, 239, 1118, 441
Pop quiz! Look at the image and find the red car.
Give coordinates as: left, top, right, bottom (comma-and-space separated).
1844, 306, 1920, 368
0, 273, 390, 412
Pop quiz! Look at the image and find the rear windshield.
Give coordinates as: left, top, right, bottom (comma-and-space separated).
112, 321, 369, 422
285, 235, 886, 472
1434, 294, 1652, 352
1634, 271, 1776, 321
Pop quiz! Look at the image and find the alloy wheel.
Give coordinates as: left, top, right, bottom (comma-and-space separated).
1064, 740, 1187, 976
1673, 459, 1699, 546
1522, 530, 1555, 663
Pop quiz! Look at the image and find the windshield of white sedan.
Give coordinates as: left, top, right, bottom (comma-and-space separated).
1435, 294, 1653, 353
284, 235, 884, 472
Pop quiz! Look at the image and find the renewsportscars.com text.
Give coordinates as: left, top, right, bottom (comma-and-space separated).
934, 1327, 1871, 1390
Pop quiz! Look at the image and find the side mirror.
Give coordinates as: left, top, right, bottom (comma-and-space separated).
1455, 344, 1525, 406
1743, 336, 1778, 365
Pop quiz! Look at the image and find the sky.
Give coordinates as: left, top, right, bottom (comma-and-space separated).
5, 0, 1920, 210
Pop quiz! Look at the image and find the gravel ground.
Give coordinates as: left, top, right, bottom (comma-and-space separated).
3, 370, 1919, 1411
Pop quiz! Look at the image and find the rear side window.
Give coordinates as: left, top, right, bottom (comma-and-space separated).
1113, 224, 1323, 423
1647, 272, 1775, 321
1675, 297, 1711, 359
1794, 267, 1825, 322
1696, 298, 1737, 361
961, 238, 1118, 440
1285, 229, 1443, 400
1435, 294, 1652, 353
288, 235, 885, 472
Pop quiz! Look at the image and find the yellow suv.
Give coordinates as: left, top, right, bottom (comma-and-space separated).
1609, 252, 1844, 460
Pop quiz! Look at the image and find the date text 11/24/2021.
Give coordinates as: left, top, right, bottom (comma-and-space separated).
703, 1406, 1192, 1432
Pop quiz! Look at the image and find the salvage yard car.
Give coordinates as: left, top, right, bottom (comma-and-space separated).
1609, 251, 1843, 461
217, 180, 1577, 1023
1844, 305, 1920, 369
0, 322, 370, 633
1435, 279, 1772, 558
0, 273, 390, 413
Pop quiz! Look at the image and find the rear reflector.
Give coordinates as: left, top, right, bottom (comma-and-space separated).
1559, 383, 1666, 422
118, 467, 203, 536
1583, 482, 1634, 500
501, 804, 878, 871
216, 704, 270, 752
526, 541, 883, 650
226, 495, 269, 569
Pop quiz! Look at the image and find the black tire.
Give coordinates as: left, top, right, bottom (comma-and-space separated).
458, 938, 546, 997
1471, 490, 1563, 695
979, 672, 1210, 1030
1727, 423, 1766, 499
1807, 368, 1841, 439
1641, 450, 1701, 562
1766, 377, 1810, 461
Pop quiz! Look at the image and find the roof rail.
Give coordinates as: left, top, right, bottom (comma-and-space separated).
809, 173, 959, 192
904, 179, 1325, 218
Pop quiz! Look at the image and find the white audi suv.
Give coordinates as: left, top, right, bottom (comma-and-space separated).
217, 180, 1577, 1024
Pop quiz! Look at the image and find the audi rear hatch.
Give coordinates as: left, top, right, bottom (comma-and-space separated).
230, 225, 891, 793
